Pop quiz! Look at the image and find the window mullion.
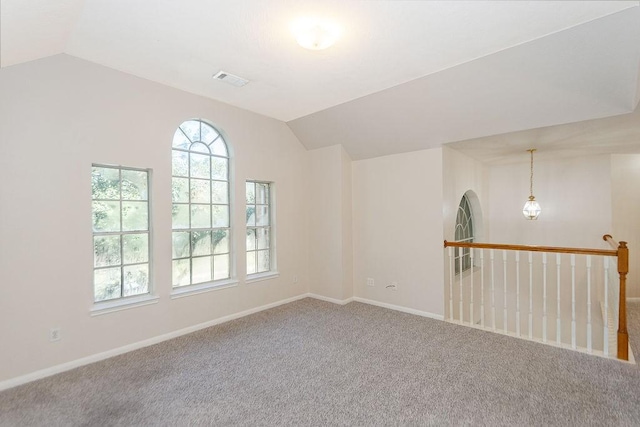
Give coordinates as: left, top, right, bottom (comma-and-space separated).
214, 160, 219, 280
119, 168, 124, 298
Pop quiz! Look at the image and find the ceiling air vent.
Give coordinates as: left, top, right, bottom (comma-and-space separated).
213, 71, 249, 87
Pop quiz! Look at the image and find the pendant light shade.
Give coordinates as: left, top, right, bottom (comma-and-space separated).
523, 197, 541, 220
523, 149, 541, 220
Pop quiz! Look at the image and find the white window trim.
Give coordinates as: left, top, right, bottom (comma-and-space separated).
170, 278, 239, 299
245, 180, 275, 275
90, 294, 159, 317
91, 164, 153, 305
171, 120, 232, 289
454, 265, 481, 279
245, 271, 280, 284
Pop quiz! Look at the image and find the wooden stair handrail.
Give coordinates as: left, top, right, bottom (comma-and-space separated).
444, 236, 629, 361
444, 240, 616, 256
603, 234, 619, 250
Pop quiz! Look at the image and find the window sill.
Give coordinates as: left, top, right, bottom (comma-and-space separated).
90, 294, 159, 317
246, 271, 280, 284
454, 266, 481, 279
170, 279, 239, 299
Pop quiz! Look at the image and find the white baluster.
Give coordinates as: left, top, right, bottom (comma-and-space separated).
491, 249, 496, 331
571, 254, 576, 349
448, 246, 453, 321
480, 250, 485, 328
528, 251, 533, 340
459, 247, 464, 324
586, 255, 592, 353
556, 254, 562, 345
543, 253, 548, 343
604, 257, 609, 356
470, 248, 474, 326
516, 251, 521, 337
503, 250, 508, 332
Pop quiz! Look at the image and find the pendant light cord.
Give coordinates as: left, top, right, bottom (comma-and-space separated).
529, 149, 536, 199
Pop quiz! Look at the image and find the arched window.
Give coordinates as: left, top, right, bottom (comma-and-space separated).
171, 119, 230, 288
455, 193, 474, 274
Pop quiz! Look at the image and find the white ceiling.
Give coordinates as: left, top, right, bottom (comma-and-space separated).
2, 1, 640, 160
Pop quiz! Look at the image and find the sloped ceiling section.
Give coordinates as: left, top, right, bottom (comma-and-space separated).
59, 0, 636, 123
1, 1, 640, 161
0, 0, 84, 67
288, 6, 640, 160
448, 106, 640, 166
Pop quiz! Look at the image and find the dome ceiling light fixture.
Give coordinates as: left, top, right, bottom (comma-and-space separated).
291, 17, 342, 50
523, 148, 541, 220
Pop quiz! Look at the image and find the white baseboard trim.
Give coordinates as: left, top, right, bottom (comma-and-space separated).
306, 293, 354, 305
0, 293, 308, 392
352, 297, 444, 321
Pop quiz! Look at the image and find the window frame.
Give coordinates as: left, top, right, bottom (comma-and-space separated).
245, 180, 276, 281
454, 193, 474, 274
171, 119, 235, 295
91, 164, 156, 314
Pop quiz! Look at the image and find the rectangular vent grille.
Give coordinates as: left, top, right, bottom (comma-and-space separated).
213, 70, 249, 87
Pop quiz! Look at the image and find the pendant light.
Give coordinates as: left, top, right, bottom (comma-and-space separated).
522, 149, 541, 220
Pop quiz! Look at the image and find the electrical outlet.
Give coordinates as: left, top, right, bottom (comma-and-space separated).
386, 282, 398, 291
367, 278, 374, 287
50, 328, 61, 342
293, 275, 299, 284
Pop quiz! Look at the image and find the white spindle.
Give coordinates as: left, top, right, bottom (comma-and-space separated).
503, 250, 508, 331
470, 248, 474, 326
480, 250, 485, 328
516, 251, 521, 337
528, 251, 533, 339
571, 254, 576, 349
604, 257, 609, 356
459, 247, 464, 324
491, 249, 496, 331
556, 254, 562, 345
448, 247, 453, 320
543, 253, 548, 343
586, 255, 592, 353
446, 246, 613, 359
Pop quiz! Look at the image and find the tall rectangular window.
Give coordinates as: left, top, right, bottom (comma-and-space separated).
172, 120, 231, 288
246, 181, 272, 275
92, 165, 151, 302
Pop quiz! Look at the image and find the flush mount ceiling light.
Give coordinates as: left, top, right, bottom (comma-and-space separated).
291, 17, 342, 50
522, 148, 541, 220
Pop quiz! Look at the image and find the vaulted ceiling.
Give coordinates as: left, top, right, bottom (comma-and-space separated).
2, 1, 640, 160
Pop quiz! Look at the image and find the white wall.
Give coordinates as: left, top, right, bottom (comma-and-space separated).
341, 147, 354, 300
307, 145, 353, 301
0, 54, 309, 382
488, 154, 612, 249
611, 154, 640, 297
352, 148, 444, 316
442, 146, 489, 242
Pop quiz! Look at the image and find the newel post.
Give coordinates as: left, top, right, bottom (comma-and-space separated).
617, 241, 629, 361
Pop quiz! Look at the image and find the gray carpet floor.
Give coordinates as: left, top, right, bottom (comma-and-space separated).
2, 298, 640, 426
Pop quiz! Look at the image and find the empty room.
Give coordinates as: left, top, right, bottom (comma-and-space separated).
2, 1, 640, 425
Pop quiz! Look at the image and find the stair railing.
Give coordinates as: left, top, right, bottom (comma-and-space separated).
444, 235, 629, 361
603, 234, 629, 360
